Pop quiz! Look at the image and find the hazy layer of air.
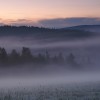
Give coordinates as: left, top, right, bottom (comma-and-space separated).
0, 29, 100, 89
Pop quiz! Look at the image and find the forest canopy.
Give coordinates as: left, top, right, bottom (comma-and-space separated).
0, 47, 78, 68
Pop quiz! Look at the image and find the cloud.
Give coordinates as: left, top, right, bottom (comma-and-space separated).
0, 23, 5, 26
0, 17, 100, 28
9, 19, 38, 26
0, 19, 39, 27
38, 17, 100, 28
0, 19, 5, 26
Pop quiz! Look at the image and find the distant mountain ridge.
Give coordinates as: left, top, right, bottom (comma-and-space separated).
65, 25, 100, 33
0, 25, 94, 39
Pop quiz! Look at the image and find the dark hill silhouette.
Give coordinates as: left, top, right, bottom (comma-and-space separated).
0, 25, 93, 39
64, 25, 100, 33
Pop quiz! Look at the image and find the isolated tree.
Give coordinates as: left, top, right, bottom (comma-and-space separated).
67, 53, 77, 66
21, 47, 33, 62
52, 55, 58, 64
58, 52, 64, 63
67, 53, 74, 62
46, 51, 50, 59
45, 51, 50, 63
10, 49, 20, 64
37, 53, 46, 64
0, 48, 8, 63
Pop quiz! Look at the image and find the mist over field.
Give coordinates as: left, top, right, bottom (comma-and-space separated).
0, 25, 99, 100
0, 25, 99, 90
0, 0, 100, 99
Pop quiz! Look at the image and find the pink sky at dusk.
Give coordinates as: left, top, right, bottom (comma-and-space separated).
0, 0, 99, 20
0, 0, 99, 27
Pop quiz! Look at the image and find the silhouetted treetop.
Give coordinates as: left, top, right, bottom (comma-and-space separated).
0, 47, 79, 68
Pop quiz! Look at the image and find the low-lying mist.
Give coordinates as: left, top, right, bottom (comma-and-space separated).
0, 33, 100, 90
0, 34, 99, 51
0, 67, 100, 89
0, 60, 100, 89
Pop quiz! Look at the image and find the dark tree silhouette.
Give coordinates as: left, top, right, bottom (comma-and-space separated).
52, 55, 58, 64
58, 52, 64, 63
21, 47, 33, 62
0, 47, 80, 69
45, 51, 50, 63
67, 53, 78, 67
0, 48, 8, 64
37, 53, 46, 64
10, 49, 20, 64
67, 53, 75, 63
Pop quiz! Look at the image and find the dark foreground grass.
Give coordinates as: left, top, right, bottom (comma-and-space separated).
0, 82, 100, 100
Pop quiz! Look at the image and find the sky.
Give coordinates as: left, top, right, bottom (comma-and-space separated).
0, 0, 100, 28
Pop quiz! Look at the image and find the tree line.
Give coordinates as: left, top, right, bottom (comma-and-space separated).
0, 47, 78, 67
0, 26, 90, 38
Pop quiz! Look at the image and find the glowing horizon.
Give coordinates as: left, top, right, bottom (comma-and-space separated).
0, 0, 99, 27
0, 0, 99, 21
